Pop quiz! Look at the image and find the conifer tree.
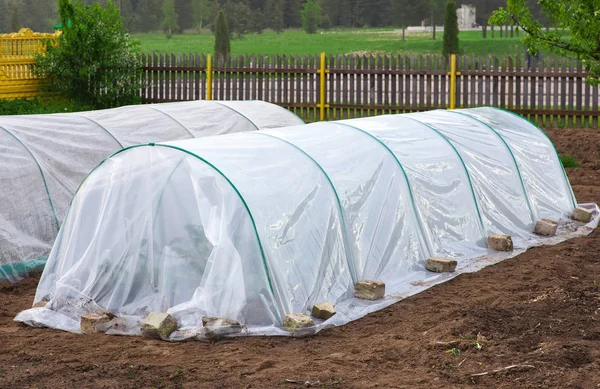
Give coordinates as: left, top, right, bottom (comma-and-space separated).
214, 10, 230, 58
442, 0, 459, 57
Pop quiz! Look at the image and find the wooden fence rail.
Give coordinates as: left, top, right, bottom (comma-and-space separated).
141, 52, 599, 127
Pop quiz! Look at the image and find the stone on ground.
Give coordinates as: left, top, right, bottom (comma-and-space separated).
354, 280, 386, 300
487, 234, 513, 251
425, 257, 457, 273
534, 219, 558, 236
572, 207, 593, 223
141, 312, 178, 340
80, 312, 116, 333
31, 301, 48, 308
283, 313, 315, 336
311, 302, 336, 320
202, 316, 242, 338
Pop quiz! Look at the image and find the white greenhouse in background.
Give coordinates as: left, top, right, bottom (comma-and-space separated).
17, 107, 595, 339
0, 100, 303, 282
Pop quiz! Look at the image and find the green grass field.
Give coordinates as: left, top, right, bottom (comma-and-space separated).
134, 29, 527, 57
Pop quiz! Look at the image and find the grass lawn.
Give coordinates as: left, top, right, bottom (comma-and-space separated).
134, 29, 527, 57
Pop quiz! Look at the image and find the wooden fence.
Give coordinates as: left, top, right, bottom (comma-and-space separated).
141, 52, 599, 127
0, 28, 60, 100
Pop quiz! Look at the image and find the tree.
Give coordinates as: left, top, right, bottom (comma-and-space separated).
265, 0, 284, 33
490, 0, 600, 85
224, 1, 252, 38
34, 0, 141, 109
175, 0, 194, 31
390, 0, 422, 40
442, 1, 459, 57
10, 0, 20, 32
192, 0, 210, 32
301, 0, 321, 34
428, 0, 444, 40
161, 0, 179, 38
283, 0, 302, 28
214, 10, 230, 58
137, 0, 163, 32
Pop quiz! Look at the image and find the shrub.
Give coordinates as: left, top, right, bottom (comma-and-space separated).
34, 0, 142, 110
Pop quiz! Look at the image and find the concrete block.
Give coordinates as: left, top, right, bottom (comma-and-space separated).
283, 313, 315, 336
354, 280, 386, 300
141, 312, 178, 340
487, 234, 513, 251
202, 316, 242, 338
311, 302, 336, 320
534, 219, 558, 236
80, 312, 115, 333
572, 207, 593, 223
425, 257, 457, 273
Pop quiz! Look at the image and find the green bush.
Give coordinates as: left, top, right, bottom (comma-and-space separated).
560, 154, 580, 169
0, 98, 91, 116
34, 0, 142, 110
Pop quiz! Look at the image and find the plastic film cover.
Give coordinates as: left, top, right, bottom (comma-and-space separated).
262, 123, 430, 287
15, 109, 594, 339
456, 107, 575, 220
0, 101, 304, 283
340, 115, 487, 258
409, 110, 535, 237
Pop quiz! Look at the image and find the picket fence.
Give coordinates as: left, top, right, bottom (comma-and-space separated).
141, 52, 597, 127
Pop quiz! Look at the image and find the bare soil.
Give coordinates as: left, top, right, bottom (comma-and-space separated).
1, 128, 600, 389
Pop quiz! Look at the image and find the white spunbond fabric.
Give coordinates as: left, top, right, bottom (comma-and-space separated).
15, 108, 597, 340
0, 101, 304, 283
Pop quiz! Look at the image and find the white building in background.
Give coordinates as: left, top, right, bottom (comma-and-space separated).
457, 4, 477, 29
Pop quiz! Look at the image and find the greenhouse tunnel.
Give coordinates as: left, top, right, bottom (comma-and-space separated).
0, 100, 304, 282
16, 107, 587, 338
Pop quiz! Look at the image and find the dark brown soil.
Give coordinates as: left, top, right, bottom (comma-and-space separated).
1, 128, 600, 389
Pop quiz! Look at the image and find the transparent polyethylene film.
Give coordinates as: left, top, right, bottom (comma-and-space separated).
0, 101, 304, 283
166, 134, 354, 317
455, 107, 576, 219
17, 108, 587, 339
338, 116, 487, 258
262, 123, 430, 285
408, 110, 535, 238
37, 147, 279, 327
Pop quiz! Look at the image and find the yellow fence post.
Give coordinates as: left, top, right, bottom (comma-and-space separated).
206, 54, 213, 101
447, 53, 461, 110
317, 52, 329, 121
